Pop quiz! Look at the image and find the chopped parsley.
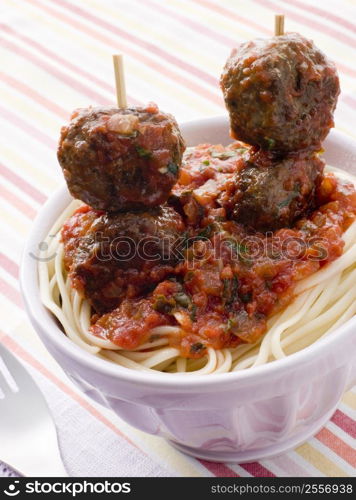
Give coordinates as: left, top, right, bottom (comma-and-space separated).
278, 183, 301, 209
197, 224, 213, 239
240, 292, 252, 303
152, 295, 175, 314
188, 224, 215, 245
265, 137, 276, 150
202, 160, 210, 166
174, 292, 191, 309
225, 239, 248, 258
223, 275, 239, 306
136, 146, 152, 158
190, 303, 197, 322
211, 150, 238, 159
190, 342, 206, 354
225, 317, 235, 332
167, 162, 179, 175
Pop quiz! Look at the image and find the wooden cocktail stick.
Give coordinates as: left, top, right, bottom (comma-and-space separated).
275, 14, 285, 36
112, 54, 128, 108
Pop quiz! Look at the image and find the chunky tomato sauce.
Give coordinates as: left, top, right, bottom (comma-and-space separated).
64, 144, 356, 358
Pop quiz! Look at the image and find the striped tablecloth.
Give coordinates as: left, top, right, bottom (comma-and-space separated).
0, 0, 355, 478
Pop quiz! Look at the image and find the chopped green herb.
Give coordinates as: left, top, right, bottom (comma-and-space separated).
136, 146, 152, 158
190, 303, 197, 322
152, 295, 175, 314
265, 137, 276, 150
225, 317, 235, 332
149, 334, 161, 342
167, 162, 179, 175
223, 275, 239, 306
167, 276, 178, 282
190, 342, 206, 354
225, 239, 248, 257
174, 292, 191, 308
240, 292, 252, 303
189, 224, 214, 244
198, 224, 213, 239
202, 160, 210, 166
278, 183, 301, 209
211, 150, 237, 159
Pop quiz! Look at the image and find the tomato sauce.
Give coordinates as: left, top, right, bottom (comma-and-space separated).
64, 144, 356, 358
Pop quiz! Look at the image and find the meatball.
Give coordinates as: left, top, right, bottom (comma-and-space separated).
222, 149, 324, 232
61, 205, 185, 313
58, 103, 185, 211
220, 33, 340, 152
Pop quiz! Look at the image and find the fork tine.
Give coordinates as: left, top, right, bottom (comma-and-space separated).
0, 344, 24, 392
0, 356, 13, 396
0, 353, 18, 394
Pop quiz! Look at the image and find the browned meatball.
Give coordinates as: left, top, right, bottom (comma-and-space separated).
220, 33, 340, 152
221, 149, 324, 232
58, 103, 185, 211
61, 205, 185, 313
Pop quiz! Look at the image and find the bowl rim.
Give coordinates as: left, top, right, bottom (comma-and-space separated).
20, 117, 356, 389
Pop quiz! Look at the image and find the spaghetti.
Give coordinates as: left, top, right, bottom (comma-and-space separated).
39, 164, 356, 375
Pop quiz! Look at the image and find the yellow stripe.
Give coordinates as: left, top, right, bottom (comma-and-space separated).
0, 142, 58, 192
296, 443, 349, 477
341, 391, 356, 410
0, 204, 30, 235
0, 83, 60, 134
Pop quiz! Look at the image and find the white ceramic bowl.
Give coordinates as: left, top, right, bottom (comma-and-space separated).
20, 117, 356, 463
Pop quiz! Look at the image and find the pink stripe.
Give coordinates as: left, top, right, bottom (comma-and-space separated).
331, 409, 356, 439
0, 103, 55, 150
342, 94, 356, 108
252, 0, 356, 49
0, 34, 112, 106
287, 0, 356, 38
0, 70, 69, 119
25, 0, 222, 106
144, 0, 237, 48
0, 70, 68, 119
193, 0, 270, 35
0, 23, 140, 107
268, 454, 311, 477
316, 427, 356, 468
199, 460, 239, 477
240, 462, 276, 477
0, 162, 46, 204
0, 254, 18, 279
1, 184, 37, 219
0, 278, 23, 308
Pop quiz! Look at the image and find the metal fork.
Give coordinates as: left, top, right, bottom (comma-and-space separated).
0, 342, 67, 476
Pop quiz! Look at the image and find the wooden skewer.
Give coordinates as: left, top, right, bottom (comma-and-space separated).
274, 14, 285, 36
112, 54, 128, 108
